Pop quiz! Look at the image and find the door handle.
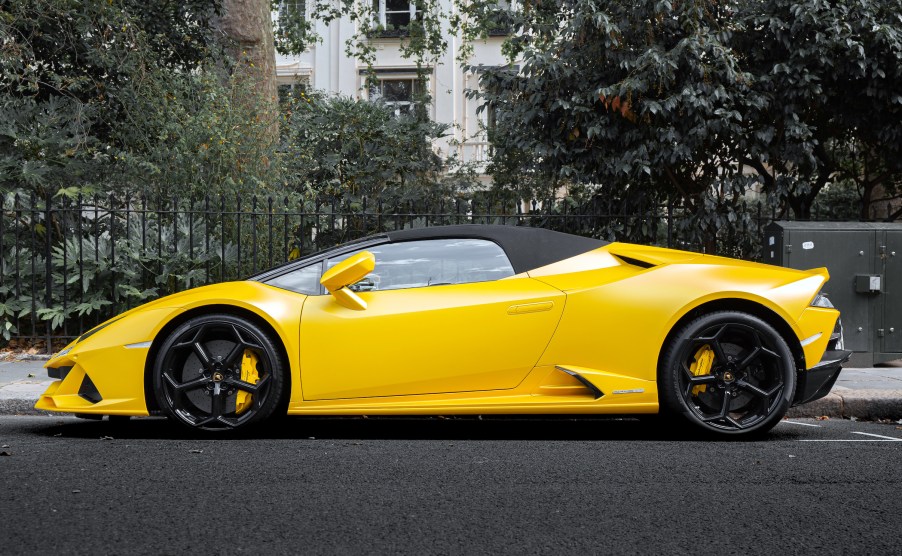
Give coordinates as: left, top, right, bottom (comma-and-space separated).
507, 301, 555, 315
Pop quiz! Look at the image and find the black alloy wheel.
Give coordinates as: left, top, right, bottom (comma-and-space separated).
153, 314, 285, 431
660, 311, 796, 437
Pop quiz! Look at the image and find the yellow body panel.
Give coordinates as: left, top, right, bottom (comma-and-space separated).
299, 277, 565, 400
37, 240, 840, 419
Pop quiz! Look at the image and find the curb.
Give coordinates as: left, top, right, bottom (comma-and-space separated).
3, 392, 902, 420
786, 389, 902, 421
0, 399, 56, 416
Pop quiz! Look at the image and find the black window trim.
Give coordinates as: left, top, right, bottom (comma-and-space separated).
249, 236, 389, 283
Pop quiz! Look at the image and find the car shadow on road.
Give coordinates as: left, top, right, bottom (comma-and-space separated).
28, 414, 804, 442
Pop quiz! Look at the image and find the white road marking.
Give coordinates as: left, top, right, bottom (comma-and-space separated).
851, 432, 902, 441
798, 439, 902, 442
799, 431, 902, 442
780, 420, 822, 428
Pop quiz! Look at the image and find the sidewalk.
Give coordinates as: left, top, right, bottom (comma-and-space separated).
1, 359, 901, 419
786, 366, 902, 420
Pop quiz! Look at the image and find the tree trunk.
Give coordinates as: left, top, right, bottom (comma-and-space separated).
214, 0, 277, 137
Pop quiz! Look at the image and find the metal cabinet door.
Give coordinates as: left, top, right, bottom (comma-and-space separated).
883, 231, 902, 354
785, 229, 874, 352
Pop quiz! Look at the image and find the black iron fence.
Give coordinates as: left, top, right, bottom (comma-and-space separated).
1, 192, 775, 349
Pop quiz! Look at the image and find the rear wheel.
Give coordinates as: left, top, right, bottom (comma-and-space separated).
660, 311, 796, 437
152, 314, 285, 432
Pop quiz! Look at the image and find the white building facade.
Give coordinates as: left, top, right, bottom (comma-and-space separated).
274, 1, 510, 174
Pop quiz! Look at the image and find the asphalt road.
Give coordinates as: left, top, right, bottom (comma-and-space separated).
2, 416, 902, 555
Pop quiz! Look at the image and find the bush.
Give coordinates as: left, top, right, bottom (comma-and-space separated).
0, 0, 277, 200
281, 91, 475, 203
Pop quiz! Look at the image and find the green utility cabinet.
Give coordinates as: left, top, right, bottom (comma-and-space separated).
763, 222, 902, 365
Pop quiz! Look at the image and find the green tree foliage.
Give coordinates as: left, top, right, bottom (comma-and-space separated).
737, 0, 902, 219
471, 1, 770, 250
465, 0, 902, 247
0, 0, 278, 199
281, 91, 475, 203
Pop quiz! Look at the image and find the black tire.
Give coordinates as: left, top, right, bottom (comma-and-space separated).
659, 311, 796, 437
152, 314, 286, 432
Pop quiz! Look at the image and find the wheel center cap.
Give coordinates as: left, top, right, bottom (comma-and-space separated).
723, 371, 735, 383
212, 371, 224, 382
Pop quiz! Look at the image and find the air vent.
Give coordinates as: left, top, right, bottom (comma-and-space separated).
536, 367, 603, 399
78, 374, 103, 403
612, 254, 656, 269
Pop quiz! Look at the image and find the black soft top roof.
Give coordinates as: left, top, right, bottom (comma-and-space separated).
386, 225, 607, 274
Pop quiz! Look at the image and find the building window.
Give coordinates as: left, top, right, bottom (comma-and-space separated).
486, 1, 515, 36
278, 0, 306, 29
372, 0, 421, 34
278, 77, 309, 105
369, 77, 423, 116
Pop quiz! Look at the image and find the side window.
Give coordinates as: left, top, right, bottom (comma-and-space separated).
265, 263, 322, 295
326, 239, 515, 292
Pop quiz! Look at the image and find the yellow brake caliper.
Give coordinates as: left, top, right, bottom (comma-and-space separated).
690, 345, 715, 395
235, 350, 260, 415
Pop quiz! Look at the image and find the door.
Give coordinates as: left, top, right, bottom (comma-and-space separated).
786, 228, 875, 352
883, 231, 902, 354
299, 239, 565, 400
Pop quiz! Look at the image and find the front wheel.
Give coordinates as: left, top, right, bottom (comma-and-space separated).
152, 314, 286, 432
659, 311, 796, 437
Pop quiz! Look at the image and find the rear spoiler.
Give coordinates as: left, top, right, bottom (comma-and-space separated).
806, 267, 830, 281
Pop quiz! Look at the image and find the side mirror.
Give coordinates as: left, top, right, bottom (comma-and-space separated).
320, 251, 376, 310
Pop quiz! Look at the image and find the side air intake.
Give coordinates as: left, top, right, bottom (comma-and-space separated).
612, 254, 656, 269
535, 366, 604, 399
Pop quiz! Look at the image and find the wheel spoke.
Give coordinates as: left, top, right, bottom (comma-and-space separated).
225, 373, 270, 395
719, 390, 732, 418
192, 342, 214, 371
193, 415, 218, 428
163, 373, 211, 392
210, 389, 225, 418
680, 360, 696, 380
688, 374, 717, 385
737, 347, 761, 370
724, 416, 743, 429
217, 416, 236, 427
223, 340, 248, 368
706, 325, 731, 363
736, 379, 769, 398
172, 323, 208, 349
708, 340, 727, 366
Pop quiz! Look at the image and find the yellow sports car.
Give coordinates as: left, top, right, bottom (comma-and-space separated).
37, 225, 849, 436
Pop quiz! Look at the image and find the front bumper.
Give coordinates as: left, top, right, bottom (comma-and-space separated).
792, 349, 852, 406
35, 344, 152, 416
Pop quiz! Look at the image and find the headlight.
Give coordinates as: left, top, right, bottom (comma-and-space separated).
811, 293, 834, 308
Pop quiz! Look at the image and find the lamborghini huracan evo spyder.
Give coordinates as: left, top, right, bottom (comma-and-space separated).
38, 225, 850, 436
